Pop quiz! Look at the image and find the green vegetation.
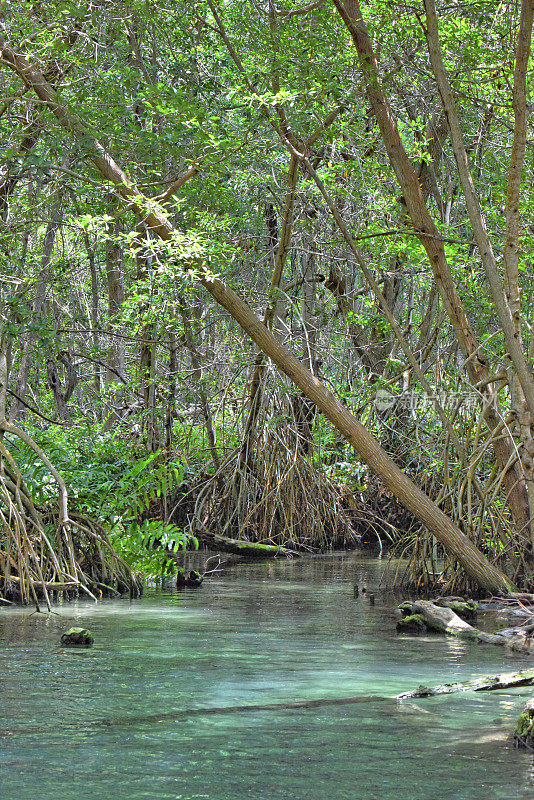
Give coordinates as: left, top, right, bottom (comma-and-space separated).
1, 0, 534, 599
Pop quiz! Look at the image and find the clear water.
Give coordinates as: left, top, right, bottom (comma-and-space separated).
1, 553, 534, 800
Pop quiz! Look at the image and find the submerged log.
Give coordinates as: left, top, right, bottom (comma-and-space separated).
397, 667, 534, 699
3, 575, 140, 599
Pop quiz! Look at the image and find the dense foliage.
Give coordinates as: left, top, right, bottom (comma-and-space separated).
1, 0, 534, 597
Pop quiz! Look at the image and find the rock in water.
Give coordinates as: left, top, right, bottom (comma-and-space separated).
60, 627, 94, 647
396, 614, 427, 634
176, 569, 203, 588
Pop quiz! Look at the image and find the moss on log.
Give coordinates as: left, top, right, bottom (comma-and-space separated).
397, 597, 478, 622
208, 533, 299, 558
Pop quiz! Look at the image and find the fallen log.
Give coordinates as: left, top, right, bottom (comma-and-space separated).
411, 600, 529, 652
207, 533, 299, 558
4, 577, 81, 590
397, 667, 534, 699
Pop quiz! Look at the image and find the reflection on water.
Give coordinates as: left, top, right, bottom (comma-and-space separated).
1, 552, 533, 799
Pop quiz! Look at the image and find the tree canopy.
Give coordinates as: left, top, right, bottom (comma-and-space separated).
1, 0, 534, 600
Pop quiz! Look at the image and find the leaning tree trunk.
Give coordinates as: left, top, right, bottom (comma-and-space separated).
0, 38, 516, 595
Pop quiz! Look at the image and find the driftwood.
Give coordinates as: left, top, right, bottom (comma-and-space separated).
397, 668, 534, 699
410, 600, 529, 652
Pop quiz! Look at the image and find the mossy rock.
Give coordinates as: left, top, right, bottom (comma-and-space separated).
396, 614, 428, 634
515, 712, 532, 739
397, 601, 414, 616
514, 700, 534, 748
176, 569, 203, 589
60, 627, 94, 647
410, 684, 432, 698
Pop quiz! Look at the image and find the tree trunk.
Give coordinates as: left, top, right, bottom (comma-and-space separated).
8, 171, 67, 421
105, 220, 125, 382
179, 296, 220, 470
331, 0, 531, 540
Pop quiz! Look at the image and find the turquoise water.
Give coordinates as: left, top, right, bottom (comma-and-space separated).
1, 553, 534, 799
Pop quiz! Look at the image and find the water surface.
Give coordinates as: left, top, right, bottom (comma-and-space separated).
1, 553, 533, 799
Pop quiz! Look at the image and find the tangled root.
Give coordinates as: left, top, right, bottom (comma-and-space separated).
0, 423, 140, 607
184, 428, 361, 551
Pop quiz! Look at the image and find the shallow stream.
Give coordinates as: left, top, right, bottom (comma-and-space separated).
1, 553, 534, 799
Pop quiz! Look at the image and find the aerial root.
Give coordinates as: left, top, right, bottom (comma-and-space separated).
0, 457, 140, 606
